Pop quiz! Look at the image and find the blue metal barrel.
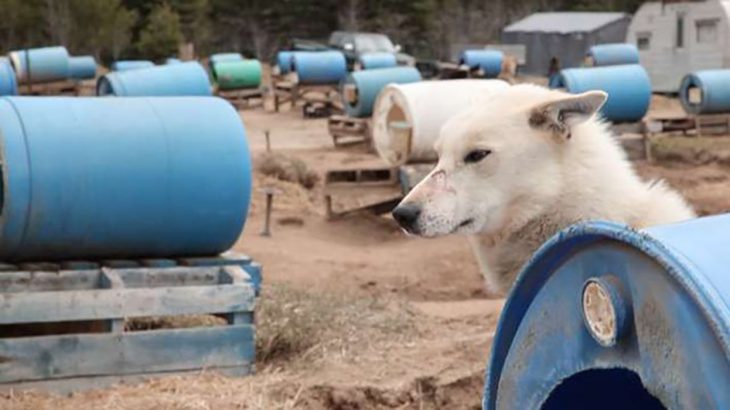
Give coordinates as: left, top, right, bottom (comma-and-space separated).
358, 52, 397, 70
292, 51, 347, 85
111, 60, 154, 72
0, 96, 251, 261
587, 43, 640, 66
342, 66, 421, 118
552, 64, 651, 123
8, 46, 70, 84
97, 61, 211, 96
459, 50, 503, 78
679, 70, 730, 115
68, 56, 97, 80
276, 51, 294, 74
0, 57, 17, 96
483, 214, 730, 410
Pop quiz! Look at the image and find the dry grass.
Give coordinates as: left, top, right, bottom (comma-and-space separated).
256, 153, 319, 189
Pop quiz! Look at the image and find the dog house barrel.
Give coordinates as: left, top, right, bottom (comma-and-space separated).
208, 52, 244, 69
68, 55, 97, 80
341, 66, 421, 118
8, 46, 70, 84
0, 57, 17, 96
212, 59, 263, 90
679, 70, 730, 115
372, 79, 509, 165
0, 96, 251, 261
291, 51, 347, 85
586, 43, 639, 67
110, 60, 154, 72
459, 50, 503, 78
357, 52, 398, 70
97, 61, 212, 96
483, 215, 730, 410
276, 51, 294, 74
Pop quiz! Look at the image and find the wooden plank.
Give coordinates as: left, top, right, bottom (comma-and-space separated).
140, 259, 178, 268
102, 260, 141, 268
219, 267, 254, 325
61, 261, 100, 270
0, 271, 100, 293
18, 262, 61, 271
115, 266, 221, 288
100, 269, 125, 333
0, 283, 255, 324
178, 253, 252, 267
0, 365, 253, 394
0, 325, 254, 383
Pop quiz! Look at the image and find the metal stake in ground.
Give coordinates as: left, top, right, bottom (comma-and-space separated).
260, 187, 278, 237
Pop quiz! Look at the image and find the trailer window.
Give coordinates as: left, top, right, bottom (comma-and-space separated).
676, 14, 685, 48
696, 19, 719, 44
636, 33, 651, 50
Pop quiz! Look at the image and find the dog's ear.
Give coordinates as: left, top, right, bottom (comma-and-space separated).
528, 91, 607, 139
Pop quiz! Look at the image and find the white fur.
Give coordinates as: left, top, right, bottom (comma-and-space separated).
397, 84, 695, 296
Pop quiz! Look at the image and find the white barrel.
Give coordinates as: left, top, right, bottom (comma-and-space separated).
372, 79, 510, 165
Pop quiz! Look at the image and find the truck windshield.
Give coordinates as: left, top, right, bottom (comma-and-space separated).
355, 35, 395, 53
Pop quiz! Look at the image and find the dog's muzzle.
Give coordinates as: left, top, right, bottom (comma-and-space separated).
392, 202, 422, 234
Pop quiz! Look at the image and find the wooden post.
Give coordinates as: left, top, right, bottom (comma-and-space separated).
100, 268, 125, 333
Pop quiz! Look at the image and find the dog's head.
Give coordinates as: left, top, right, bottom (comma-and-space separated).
392, 84, 607, 237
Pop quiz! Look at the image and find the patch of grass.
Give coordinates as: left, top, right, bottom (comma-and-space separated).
257, 153, 319, 189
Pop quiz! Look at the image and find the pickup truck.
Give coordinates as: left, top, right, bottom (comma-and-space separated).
327, 31, 416, 69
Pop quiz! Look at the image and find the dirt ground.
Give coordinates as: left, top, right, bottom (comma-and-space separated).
3, 94, 730, 410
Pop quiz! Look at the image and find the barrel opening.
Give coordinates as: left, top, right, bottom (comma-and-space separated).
687, 87, 702, 105
541, 368, 665, 410
344, 84, 359, 105
96, 77, 114, 96
386, 101, 412, 163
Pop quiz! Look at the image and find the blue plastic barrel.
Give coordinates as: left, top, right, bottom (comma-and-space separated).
68, 56, 97, 80
342, 67, 422, 118
111, 60, 154, 72
679, 70, 730, 115
166, 57, 182, 65
276, 51, 294, 74
358, 52, 398, 70
0, 96, 251, 261
292, 51, 347, 85
587, 43, 640, 66
459, 50, 503, 78
97, 61, 211, 96
483, 214, 730, 410
8, 46, 70, 83
0, 58, 17, 96
552, 64, 651, 123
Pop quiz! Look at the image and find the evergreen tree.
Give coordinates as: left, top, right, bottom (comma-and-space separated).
136, 3, 183, 61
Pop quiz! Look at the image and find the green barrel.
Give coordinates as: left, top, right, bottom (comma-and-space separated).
213, 60, 262, 90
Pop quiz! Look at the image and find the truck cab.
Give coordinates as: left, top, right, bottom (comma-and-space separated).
328, 31, 415, 69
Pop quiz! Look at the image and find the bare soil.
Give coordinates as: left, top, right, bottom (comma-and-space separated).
3, 96, 730, 410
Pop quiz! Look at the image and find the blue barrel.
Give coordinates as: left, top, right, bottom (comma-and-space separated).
292, 51, 347, 85
8, 46, 70, 84
166, 57, 182, 65
0, 58, 17, 96
483, 214, 730, 410
68, 56, 97, 80
276, 51, 294, 74
679, 70, 730, 115
587, 43, 640, 66
111, 60, 154, 72
459, 50, 503, 78
552, 64, 651, 123
358, 52, 398, 70
342, 67, 421, 118
0, 96, 251, 261
97, 61, 211, 96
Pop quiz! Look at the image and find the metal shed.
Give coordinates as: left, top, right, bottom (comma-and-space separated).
501, 12, 631, 76
627, 0, 730, 93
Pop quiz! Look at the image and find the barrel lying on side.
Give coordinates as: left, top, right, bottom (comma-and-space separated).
209, 52, 244, 69
459, 50, 503, 78
483, 214, 730, 409
551, 64, 651, 123
97, 61, 212, 96
372, 79, 510, 165
0, 96, 251, 261
586, 43, 640, 67
341, 66, 421, 118
69, 56, 97, 80
0, 57, 17, 96
8, 46, 70, 84
212, 59, 263, 90
679, 70, 730, 115
292, 51, 347, 85
358, 52, 398, 70
111, 60, 154, 72
276, 51, 294, 74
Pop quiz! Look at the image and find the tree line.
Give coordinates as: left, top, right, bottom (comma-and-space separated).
0, 0, 644, 64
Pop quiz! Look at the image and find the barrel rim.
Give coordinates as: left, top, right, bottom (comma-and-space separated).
482, 218, 730, 409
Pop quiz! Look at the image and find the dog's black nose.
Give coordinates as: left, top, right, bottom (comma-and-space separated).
392, 203, 421, 231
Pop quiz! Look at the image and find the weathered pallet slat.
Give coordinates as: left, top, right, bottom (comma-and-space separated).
0, 325, 254, 383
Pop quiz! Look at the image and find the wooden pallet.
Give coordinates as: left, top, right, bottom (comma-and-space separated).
0, 252, 260, 393
643, 116, 695, 136
323, 166, 401, 219
18, 79, 81, 96
272, 80, 342, 117
217, 88, 265, 110
644, 114, 730, 137
694, 113, 730, 137
328, 115, 371, 147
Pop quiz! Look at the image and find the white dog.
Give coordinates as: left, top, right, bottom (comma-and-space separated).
392, 84, 695, 296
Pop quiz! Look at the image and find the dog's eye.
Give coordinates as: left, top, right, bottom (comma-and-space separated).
464, 149, 492, 164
